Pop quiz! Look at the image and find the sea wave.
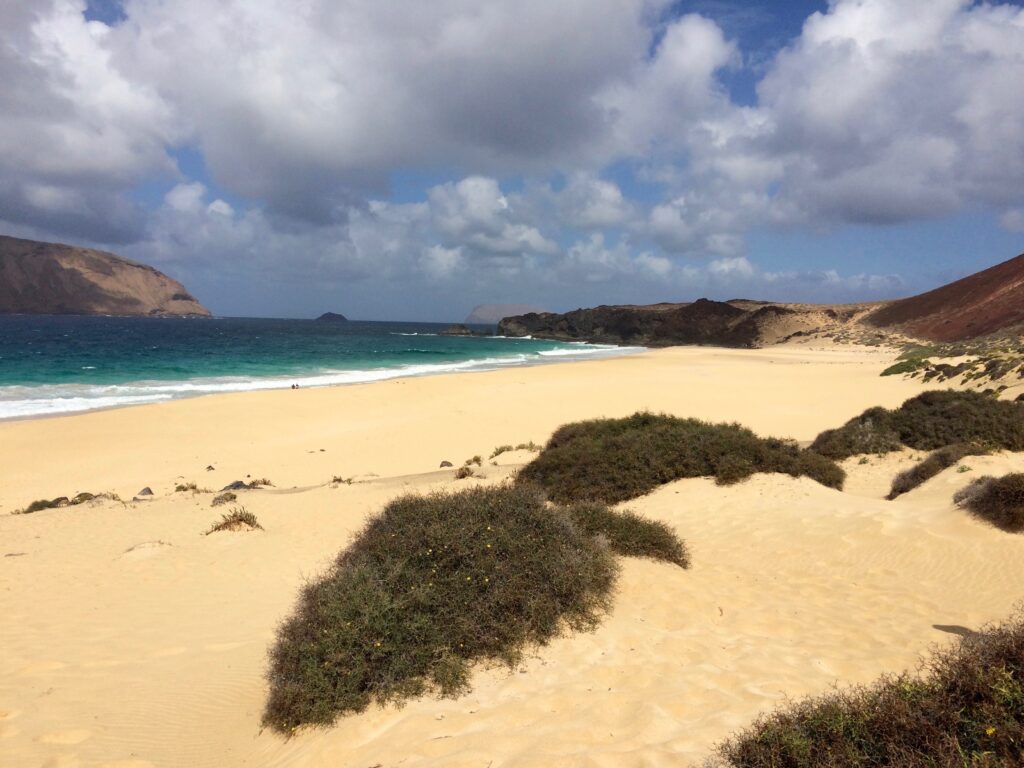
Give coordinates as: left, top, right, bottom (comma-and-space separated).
0, 343, 642, 420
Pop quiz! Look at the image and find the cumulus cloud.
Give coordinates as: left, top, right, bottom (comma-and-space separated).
2, 0, 1023, 316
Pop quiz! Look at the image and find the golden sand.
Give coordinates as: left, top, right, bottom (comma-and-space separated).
2, 344, 1021, 767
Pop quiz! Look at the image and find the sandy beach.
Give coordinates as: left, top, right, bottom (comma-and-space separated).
2, 344, 1023, 768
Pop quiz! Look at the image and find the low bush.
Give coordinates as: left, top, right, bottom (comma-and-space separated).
490, 445, 514, 459
565, 502, 689, 568
263, 485, 622, 732
517, 412, 845, 504
811, 390, 1024, 460
955, 474, 1024, 533
886, 443, 989, 500
713, 613, 1024, 767
205, 507, 263, 534
454, 465, 475, 479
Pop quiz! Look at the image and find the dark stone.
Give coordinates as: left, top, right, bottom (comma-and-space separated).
221, 480, 249, 491
137, 487, 153, 496
71, 492, 95, 504
52, 496, 70, 507
205, 465, 215, 471
440, 324, 475, 336
439, 460, 453, 468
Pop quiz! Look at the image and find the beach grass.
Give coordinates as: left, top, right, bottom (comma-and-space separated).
886, 443, 989, 500
811, 390, 1024, 460
955, 474, 1024, 533
713, 613, 1024, 767
262, 485, 688, 732
517, 412, 845, 504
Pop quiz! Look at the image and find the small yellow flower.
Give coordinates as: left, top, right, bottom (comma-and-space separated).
374, 641, 381, 647
986, 726, 997, 736
484, 577, 490, 583
486, 543, 492, 549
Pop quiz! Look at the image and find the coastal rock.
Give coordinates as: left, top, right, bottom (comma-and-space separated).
315, 312, 349, 323
439, 324, 485, 337
439, 460, 453, 468
137, 487, 154, 496
0, 235, 210, 317
497, 299, 860, 348
221, 480, 249, 491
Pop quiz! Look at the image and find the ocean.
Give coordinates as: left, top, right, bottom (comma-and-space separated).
0, 315, 639, 420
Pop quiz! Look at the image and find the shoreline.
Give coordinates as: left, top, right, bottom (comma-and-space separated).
0, 341, 644, 423
7, 341, 1021, 768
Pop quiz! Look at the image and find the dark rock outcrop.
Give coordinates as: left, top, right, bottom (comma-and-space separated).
0, 235, 210, 317
315, 312, 349, 323
499, 299, 785, 347
440, 324, 487, 337
464, 304, 546, 324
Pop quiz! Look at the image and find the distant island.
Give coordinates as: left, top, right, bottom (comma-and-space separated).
315, 312, 349, 323
0, 235, 210, 317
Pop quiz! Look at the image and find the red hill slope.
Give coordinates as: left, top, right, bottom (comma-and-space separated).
867, 252, 1024, 341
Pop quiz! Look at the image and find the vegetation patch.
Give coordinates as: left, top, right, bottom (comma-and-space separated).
211, 491, 237, 507
15, 491, 116, 515
955, 474, 1024, 533
263, 485, 686, 732
454, 465, 475, 479
565, 502, 689, 567
881, 357, 930, 377
886, 443, 989, 500
517, 412, 844, 505
175, 482, 210, 493
712, 613, 1024, 767
205, 507, 263, 534
811, 390, 1024, 460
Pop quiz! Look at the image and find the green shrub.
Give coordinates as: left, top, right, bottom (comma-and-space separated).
955, 474, 1024, 533
517, 412, 845, 504
205, 507, 263, 534
564, 502, 689, 568
713, 613, 1024, 767
455, 465, 475, 479
489, 445, 514, 459
881, 358, 929, 377
886, 443, 989, 500
262, 486, 620, 732
811, 390, 1024, 460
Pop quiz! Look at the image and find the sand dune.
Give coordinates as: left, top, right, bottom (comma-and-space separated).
2, 345, 1022, 767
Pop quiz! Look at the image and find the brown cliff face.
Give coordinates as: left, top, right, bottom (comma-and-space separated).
866, 253, 1024, 342
0, 235, 210, 317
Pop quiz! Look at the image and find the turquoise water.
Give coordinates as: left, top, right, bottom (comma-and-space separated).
0, 315, 639, 419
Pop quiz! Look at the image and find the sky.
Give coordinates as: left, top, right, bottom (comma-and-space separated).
1, 0, 1023, 320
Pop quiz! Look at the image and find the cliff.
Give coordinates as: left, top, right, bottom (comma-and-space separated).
0, 235, 210, 317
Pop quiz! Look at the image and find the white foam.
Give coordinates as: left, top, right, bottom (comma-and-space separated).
0, 345, 642, 420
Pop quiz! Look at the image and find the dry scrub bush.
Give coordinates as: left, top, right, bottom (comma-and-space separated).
262, 485, 687, 732
518, 412, 844, 504
713, 612, 1024, 767
812, 390, 1024, 460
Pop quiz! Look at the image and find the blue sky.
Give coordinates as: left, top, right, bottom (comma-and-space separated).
3, 0, 1023, 319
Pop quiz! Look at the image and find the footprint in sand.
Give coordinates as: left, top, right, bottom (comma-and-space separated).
42, 755, 82, 768
150, 647, 187, 658
38, 728, 91, 745
119, 541, 173, 560
19, 660, 66, 675
204, 641, 249, 652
